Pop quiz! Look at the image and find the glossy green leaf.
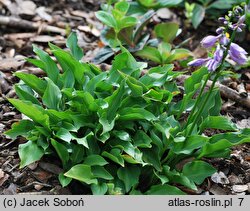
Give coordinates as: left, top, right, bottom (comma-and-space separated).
15, 72, 47, 96
51, 138, 69, 167
118, 107, 156, 121
192, 4, 205, 29
134, 130, 152, 148
33, 44, 59, 83
154, 22, 179, 43
92, 166, 114, 180
42, 78, 62, 110
19, 141, 44, 168
102, 149, 124, 167
64, 164, 97, 184
200, 116, 237, 132
146, 184, 186, 195
91, 183, 108, 195
5, 120, 35, 139
56, 128, 72, 143
59, 173, 72, 187
135, 46, 162, 64
84, 155, 108, 166
105, 81, 125, 122
66, 32, 84, 60
8, 99, 50, 129
182, 161, 216, 185
95, 11, 117, 29
15, 85, 40, 105
117, 166, 141, 192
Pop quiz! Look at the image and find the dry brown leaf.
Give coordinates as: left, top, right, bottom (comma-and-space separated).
0, 58, 25, 71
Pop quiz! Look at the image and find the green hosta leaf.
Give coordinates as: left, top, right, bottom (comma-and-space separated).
208, 0, 233, 9
146, 184, 186, 195
19, 141, 44, 168
8, 99, 50, 129
91, 183, 108, 195
163, 165, 197, 190
42, 78, 62, 110
5, 120, 35, 139
64, 164, 97, 185
56, 128, 72, 143
118, 16, 137, 30
72, 131, 92, 148
168, 48, 191, 62
92, 166, 114, 180
182, 161, 216, 185
66, 32, 84, 60
137, 0, 183, 9
51, 138, 69, 167
198, 134, 250, 159
15, 72, 47, 96
192, 4, 205, 29
154, 22, 179, 43
84, 155, 108, 166
59, 173, 72, 187
134, 130, 152, 148
32, 45, 59, 83
117, 166, 141, 192
105, 81, 125, 122
52, 48, 91, 86
115, 1, 130, 14
102, 149, 124, 167
135, 46, 162, 64
200, 116, 237, 132
142, 146, 161, 171
118, 107, 156, 121
15, 85, 40, 105
113, 130, 130, 141
60, 69, 75, 88
95, 11, 117, 29
172, 135, 207, 155
85, 72, 107, 96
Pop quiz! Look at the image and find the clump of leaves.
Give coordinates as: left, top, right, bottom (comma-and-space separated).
135, 22, 192, 65
5, 32, 250, 195
94, 1, 154, 64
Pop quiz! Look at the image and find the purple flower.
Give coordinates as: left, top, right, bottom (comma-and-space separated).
228, 43, 248, 65
216, 27, 224, 34
206, 59, 219, 72
214, 46, 224, 62
220, 34, 229, 45
188, 58, 208, 67
201, 35, 220, 48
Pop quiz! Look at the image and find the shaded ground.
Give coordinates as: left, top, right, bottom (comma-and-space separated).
0, 0, 250, 195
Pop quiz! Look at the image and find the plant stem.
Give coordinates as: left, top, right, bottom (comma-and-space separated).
186, 29, 237, 137
186, 72, 220, 136
183, 71, 212, 133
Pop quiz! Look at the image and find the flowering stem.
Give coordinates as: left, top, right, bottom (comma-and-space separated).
186, 29, 237, 137
184, 71, 212, 134
186, 72, 220, 136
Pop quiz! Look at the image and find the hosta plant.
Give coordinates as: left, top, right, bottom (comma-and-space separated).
94, 1, 155, 64
5, 4, 250, 194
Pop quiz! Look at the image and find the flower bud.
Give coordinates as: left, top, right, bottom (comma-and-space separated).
201, 35, 220, 48
220, 34, 229, 45
188, 58, 208, 67
206, 59, 219, 72
216, 27, 224, 34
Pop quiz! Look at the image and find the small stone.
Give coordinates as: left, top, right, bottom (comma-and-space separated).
232, 185, 248, 193
228, 174, 243, 185
211, 171, 229, 184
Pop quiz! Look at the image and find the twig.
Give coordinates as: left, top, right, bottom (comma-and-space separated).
177, 75, 250, 110
0, 15, 66, 35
